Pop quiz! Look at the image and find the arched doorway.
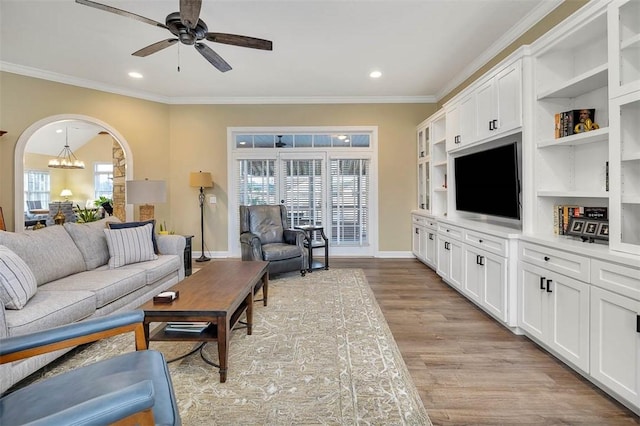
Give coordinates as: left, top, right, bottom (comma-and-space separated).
14, 114, 134, 230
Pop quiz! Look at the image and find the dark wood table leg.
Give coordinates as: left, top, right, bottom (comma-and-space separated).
217, 316, 228, 383
262, 271, 269, 307
143, 320, 150, 347
246, 292, 253, 335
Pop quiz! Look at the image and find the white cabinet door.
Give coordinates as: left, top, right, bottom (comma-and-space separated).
449, 239, 464, 290
546, 272, 590, 372
475, 78, 494, 141
518, 261, 590, 372
518, 261, 548, 342
458, 92, 477, 147
464, 245, 483, 302
436, 235, 463, 289
590, 286, 640, 407
482, 251, 508, 322
475, 61, 522, 141
425, 228, 437, 268
495, 61, 522, 136
446, 104, 460, 152
412, 224, 421, 257
436, 235, 450, 279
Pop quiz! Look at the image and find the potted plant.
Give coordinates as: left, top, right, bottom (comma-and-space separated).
75, 204, 100, 223
94, 196, 113, 216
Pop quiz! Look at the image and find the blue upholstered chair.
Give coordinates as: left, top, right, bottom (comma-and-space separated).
0, 310, 181, 425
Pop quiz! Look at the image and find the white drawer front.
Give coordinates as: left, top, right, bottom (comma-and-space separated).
464, 230, 507, 257
412, 215, 427, 226
519, 242, 590, 282
591, 259, 640, 301
425, 219, 437, 231
437, 223, 463, 240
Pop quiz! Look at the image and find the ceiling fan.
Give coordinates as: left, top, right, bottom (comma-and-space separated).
75, 0, 273, 72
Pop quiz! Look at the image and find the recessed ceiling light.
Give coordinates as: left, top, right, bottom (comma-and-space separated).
128, 71, 143, 79
369, 70, 382, 79
55, 129, 63, 133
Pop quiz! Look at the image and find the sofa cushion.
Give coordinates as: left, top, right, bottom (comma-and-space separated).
104, 224, 158, 269
108, 220, 158, 254
0, 226, 86, 286
4, 290, 95, 337
0, 245, 37, 309
118, 255, 181, 285
42, 269, 147, 309
64, 218, 122, 270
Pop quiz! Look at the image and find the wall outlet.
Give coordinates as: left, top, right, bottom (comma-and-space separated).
209, 196, 217, 204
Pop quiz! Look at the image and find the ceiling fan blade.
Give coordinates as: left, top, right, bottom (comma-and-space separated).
205, 33, 273, 51
195, 43, 232, 72
132, 39, 178, 57
180, 0, 202, 29
75, 0, 167, 29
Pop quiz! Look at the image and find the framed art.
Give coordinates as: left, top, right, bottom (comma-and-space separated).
567, 217, 609, 242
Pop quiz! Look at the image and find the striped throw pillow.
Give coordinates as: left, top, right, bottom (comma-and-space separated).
0, 245, 37, 310
104, 223, 158, 269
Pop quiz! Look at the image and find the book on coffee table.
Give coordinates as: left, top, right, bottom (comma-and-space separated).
164, 322, 210, 333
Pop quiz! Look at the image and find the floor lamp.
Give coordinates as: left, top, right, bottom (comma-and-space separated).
190, 171, 213, 262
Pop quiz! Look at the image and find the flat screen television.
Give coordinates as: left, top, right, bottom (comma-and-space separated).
454, 142, 521, 220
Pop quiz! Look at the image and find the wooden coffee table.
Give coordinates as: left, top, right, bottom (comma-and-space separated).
140, 260, 269, 383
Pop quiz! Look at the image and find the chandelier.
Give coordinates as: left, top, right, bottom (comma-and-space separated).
48, 126, 85, 169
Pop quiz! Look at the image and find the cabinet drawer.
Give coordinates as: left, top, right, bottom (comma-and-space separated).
591, 259, 640, 301
464, 230, 507, 257
519, 242, 590, 282
437, 223, 463, 240
413, 214, 437, 230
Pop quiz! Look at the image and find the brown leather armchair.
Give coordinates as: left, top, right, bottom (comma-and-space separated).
239, 205, 307, 276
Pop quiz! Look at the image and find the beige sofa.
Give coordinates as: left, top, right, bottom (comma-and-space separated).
0, 218, 185, 393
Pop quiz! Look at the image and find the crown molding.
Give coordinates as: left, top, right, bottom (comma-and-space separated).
0, 62, 170, 104
1, 62, 435, 105
436, 0, 562, 100
167, 95, 436, 105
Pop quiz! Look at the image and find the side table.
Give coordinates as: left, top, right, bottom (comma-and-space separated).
183, 235, 194, 276
294, 225, 329, 272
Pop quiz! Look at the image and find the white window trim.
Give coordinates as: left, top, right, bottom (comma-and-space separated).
227, 126, 378, 257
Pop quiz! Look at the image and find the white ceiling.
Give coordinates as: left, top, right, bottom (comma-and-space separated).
0, 0, 561, 105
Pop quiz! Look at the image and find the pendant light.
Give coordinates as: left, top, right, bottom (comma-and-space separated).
48, 126, 85, 169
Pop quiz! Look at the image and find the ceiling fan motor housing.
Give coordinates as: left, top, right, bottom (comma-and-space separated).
166, 12, 208, 45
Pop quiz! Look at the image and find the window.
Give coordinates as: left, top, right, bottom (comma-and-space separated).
94, 163, 113, 199
230, 127, 377, 257
24, 170, 50, 211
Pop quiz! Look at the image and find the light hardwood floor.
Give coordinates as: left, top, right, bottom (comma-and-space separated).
329, 258, 639, 425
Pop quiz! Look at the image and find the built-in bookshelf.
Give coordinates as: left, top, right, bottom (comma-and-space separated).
416, 109, 447, 216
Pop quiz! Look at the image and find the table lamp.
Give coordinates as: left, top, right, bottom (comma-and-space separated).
189, 171, 213, 262
126, 179, 167, 221
60, 189, 73, 201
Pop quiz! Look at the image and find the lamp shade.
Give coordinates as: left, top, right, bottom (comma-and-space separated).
190, 172, 213, 188
126, 180, 167, 204
60, 189, 73, 198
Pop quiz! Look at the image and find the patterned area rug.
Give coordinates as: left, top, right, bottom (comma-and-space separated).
35, 268, 431, 425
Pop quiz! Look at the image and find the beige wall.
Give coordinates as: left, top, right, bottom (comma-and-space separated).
1, 72, 434, 253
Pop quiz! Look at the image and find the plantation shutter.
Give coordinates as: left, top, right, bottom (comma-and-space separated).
330, 159, 369, 246
236, 159, 277, 206
281, 158, 323, 228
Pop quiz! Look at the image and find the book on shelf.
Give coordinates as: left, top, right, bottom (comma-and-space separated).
164, 322, 210, 333
554, 109, 596, 138
553, 205, 608, 234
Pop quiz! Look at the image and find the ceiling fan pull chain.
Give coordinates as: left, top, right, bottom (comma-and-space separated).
177, 43, 181, 72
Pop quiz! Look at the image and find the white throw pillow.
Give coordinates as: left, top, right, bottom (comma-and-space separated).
0, 245, 37, 309
104, 223, 158, 269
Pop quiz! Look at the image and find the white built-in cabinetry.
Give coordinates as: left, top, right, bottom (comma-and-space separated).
416, 110, 447, 217
445, 53, 523, 152
412, 0, 640, 415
